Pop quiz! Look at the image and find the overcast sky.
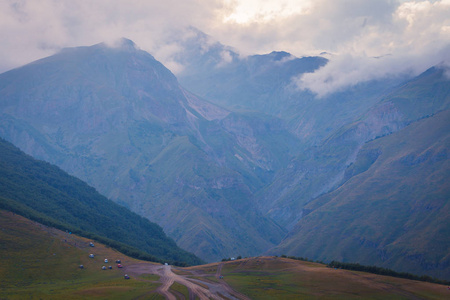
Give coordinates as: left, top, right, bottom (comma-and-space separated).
1, 0, 449, 95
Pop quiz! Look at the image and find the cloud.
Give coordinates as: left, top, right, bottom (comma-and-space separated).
206, 0, 450, 95
0, 0, 449, 96
0, 0, 225, 73
293, 0, 450, 96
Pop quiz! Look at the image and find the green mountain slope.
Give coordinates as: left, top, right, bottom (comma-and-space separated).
0, 137, 202, 265
260, 65, 450, 229
271, 110, 450, 280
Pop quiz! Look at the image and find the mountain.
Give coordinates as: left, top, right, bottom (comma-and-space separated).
177, 35, 450, 279
259, 65, 450, 229
179, 48, 326, 117
175, 29, 409, 145
0, 137, 202, 265
0, 35, 448, 277
270, 109, 450, 280
0, 39, 288, 262
176, 29, 326, 119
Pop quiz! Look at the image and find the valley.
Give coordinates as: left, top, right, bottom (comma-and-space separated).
1, 1, 449, 298
0, 37, 448, 280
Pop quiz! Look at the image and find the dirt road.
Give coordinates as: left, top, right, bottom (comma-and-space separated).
125, 263, 248, 299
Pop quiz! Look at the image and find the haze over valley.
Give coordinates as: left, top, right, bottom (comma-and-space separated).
0, 1, 449, 298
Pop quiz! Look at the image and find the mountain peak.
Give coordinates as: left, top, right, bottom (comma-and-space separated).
56, 38, 139, 57
269, 51, 293, 61
106, 37, 138, 51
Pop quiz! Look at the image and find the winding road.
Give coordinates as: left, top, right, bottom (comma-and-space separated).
124, 262, 250, 299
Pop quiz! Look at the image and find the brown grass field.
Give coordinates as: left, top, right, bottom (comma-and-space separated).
188, 257, 449, 299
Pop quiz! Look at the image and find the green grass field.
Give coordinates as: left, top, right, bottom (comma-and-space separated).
0, 210, 161, 299
169, 281, 190, 298
2, 210, 449, 299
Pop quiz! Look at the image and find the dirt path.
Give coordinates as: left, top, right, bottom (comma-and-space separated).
215, 263, 223, 279
125, 263, 247, 299
213, 263, 251, 300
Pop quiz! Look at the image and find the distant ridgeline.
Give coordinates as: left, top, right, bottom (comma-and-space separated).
0, 138, 203, 266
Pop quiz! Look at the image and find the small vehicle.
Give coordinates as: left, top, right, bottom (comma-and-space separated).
116, 260, 121, 263
117, 264, 123, 268
89, 242, 95, 247
104, 259, 108, 263
124, 274, 130, 279
102, 266, 106, 270
89, 254, 94, 258
108, 266, 112, 269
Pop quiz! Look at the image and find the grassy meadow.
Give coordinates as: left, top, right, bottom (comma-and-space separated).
0, 210, 160, 299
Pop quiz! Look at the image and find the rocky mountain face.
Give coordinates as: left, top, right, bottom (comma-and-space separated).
0, 36, 448, 278
0, 39, 288, 262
